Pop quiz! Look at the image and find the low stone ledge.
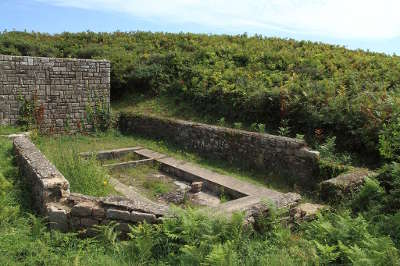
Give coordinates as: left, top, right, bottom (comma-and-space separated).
118, 113, 320, 186
289, 203, 328, 223
14, 136, 70, 214
319, 169, 378, 201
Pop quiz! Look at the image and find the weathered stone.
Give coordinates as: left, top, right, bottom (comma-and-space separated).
116, 222, 131, 233
47, 203, 70, 232
190, 181, 203, 193
290, 203, 327, 222
118, 114, 320, 185
70, 217, 82, 230
102, 196, 168, 216
130, 211, 157, 223
320, 169, 378, 200
80, 217, 98, 227
71, 202, 95, 217
0, 54, 110, 133
106, 209, 131, 221
92, 206, 106, 218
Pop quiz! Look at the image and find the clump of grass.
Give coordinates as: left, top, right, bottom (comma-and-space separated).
51, 150, 115, 197
111, 164, 177, 199
0, 125, 24, 135
142, 179, 172, 197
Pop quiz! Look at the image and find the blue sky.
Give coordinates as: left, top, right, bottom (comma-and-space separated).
1, 0, 400, 55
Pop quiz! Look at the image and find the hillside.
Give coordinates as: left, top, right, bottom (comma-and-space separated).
2, 31, 400, 158
2, 31, 400, 265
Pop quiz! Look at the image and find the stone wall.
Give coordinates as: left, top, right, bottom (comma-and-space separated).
119, 113, 321, 185
0, 55, 110, 132
13, 136, 167, 233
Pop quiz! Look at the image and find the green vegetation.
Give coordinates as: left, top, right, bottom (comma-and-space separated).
0, 125, 23, 135
110, 163, 178, 200
34, 130, 293, 192
2, 30, 400, 160
2, 30, 400, 264
35, 137, 116, 197
1, 127, 400, 264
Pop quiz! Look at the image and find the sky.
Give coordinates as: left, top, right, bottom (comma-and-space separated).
1, 0, 399, 55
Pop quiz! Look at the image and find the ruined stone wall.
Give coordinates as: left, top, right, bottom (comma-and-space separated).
119, 113, 321, 185
13, 136, 166, 233
0, 55, 110, 132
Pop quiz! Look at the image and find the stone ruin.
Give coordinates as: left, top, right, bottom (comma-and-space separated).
3, 55, 376, 234
0, 55, 110, 133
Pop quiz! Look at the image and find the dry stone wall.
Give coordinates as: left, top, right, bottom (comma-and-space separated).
13, 136, 167, 233
119, 113, 321, 185
0, 55, 110, 132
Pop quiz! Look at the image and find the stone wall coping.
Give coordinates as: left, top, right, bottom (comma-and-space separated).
124, 113, 308, 148
0, 54, 110, 63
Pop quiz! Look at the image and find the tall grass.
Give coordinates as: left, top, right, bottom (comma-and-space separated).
52, 150, 116, 196
35, 136, 115, 196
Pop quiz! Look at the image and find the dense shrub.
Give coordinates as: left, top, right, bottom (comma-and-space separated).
2, 30, 400, 157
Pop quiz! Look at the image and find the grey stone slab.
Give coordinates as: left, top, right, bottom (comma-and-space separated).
156, 156, 297, 206
103, 158, 155, 170
80, 147, 143, 160
133, 148, 169, 160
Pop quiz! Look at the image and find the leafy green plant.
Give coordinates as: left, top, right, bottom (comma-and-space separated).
217, 117, 226, 127
379, 114, 400, 161
278, 119, 290, 136
302, 211, 399, 264
4, 30, 400, 159
257, 123, 266, 133
17, 93, 45, 131
233, 122, 242, 129
86, 94, 112, 132
93, 221, 121, 253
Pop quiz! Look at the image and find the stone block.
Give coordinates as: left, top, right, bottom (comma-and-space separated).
117, 222, 131, 233
106, 209, 131, 221
130, 211, 157, 223
47, 203, 70, 232
190, 181, 203, 193
290, 203, 327, 222
81, 217, 98, 227
92, 206, 106, 218
319, 169, 378, 201
71, 201, 95, 217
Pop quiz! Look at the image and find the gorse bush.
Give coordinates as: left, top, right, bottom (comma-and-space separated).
2, 30, 400, 157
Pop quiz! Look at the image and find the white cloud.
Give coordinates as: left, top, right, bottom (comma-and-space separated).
35, 0, 400, 39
